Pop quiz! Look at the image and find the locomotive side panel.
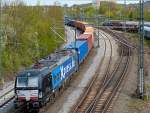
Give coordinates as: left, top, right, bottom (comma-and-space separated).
51, 55, 78, 91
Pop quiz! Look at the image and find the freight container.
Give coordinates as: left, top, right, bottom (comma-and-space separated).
77, 34, 93, 50
65, 40, 89, 64
84, 27, 95, 43
75, 21, 86, 32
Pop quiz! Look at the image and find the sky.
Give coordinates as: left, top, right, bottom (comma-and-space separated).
4, 0, 92, 6
3, 0, 150, 6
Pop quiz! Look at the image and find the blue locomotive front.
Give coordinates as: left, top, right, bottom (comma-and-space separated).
14, 68, 53, 108
14, 50, 78, 109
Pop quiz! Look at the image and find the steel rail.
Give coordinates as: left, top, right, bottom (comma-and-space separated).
100, 27, 136, 49
84, 30, 125, 113
72, 29, 116, 113
0, 88, 14, 108
72, 29, 108, 113
100, 30, 113, 86
101, 48, 131, 113
84, 29, 132, 113
88, 46, 131, 113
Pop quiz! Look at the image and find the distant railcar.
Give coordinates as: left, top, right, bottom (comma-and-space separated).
103, 21, 139, 32
144, 26, 150, 39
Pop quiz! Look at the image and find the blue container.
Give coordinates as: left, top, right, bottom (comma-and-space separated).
65, 40, 89, 64
51, 55, 77, 90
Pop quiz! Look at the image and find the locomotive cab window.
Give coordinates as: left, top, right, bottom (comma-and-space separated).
16, 72, 39, 88
16, 76, 38, 88
16, 77, 28, 87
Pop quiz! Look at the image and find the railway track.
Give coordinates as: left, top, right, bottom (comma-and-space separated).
100, 27, 136, 49
86, 45, 131, 113
0, 94, 28, 113
71, 30, 132, 113
11, 102, 40, 113
0, 87, 14, 108
71, 29, 116, 113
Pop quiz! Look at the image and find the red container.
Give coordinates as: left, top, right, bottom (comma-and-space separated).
77, 34, 93, 50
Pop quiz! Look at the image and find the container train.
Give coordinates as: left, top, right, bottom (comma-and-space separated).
14, 18, 95, 109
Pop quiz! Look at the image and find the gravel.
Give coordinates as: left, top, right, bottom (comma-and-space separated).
112, 32, 150, 113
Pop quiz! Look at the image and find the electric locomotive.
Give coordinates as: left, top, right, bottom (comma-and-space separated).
14, 50, 78, 109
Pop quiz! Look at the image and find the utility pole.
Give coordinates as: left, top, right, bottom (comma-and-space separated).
64, 5, 67, 42
74, 25, 79, 70
64, 5, 67, 17
138, 0, 144, 99
95, 5, 100, 48
124, 0, 126, 32
108, 0, 111, 23
97, 16, 100, 48
0, 0, 3, 83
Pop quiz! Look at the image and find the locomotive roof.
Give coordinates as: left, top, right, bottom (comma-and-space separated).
17, 68, 49, 77
17, 50, 75, 78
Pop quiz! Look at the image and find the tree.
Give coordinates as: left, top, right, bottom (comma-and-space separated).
1, 0, 64, 82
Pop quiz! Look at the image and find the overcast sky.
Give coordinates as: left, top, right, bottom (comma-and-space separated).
2, 0, 150, 6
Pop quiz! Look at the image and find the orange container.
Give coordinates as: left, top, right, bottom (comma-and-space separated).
77, 34, 93, 51
84, 27, 95, 43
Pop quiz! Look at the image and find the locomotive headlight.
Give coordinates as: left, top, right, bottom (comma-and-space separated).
15, 95, 18, 99
39, 92, 42, 98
